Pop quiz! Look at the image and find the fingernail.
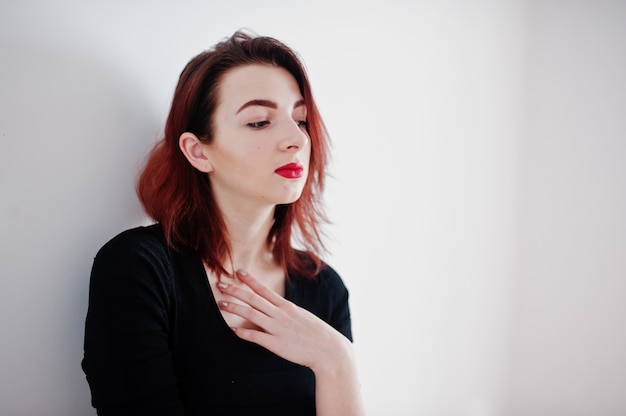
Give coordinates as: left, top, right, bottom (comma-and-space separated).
218, 300, 228, 307
237, 270, 248, 277
217, 282, 228, 290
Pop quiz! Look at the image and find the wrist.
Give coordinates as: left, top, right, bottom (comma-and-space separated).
310, 334, 357, 378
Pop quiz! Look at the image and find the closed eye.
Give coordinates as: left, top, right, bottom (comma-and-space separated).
297, 120, 308, 129
247, 120, 270, 129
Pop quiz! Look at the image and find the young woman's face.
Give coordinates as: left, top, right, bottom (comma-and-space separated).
205, 64, 311, 209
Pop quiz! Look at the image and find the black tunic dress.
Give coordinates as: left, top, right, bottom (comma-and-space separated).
82, 225, 352, 415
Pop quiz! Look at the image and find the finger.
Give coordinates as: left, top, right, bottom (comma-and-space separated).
236, 270, 288, 307
218, 300, 274, 331
231, 326, 276, 349
217, 280, 276, 317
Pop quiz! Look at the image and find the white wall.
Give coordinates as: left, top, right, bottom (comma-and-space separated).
0, 1, 624, 415
507, 1, 626, 415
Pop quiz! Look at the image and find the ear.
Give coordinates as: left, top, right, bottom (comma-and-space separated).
179, 132, 214, 173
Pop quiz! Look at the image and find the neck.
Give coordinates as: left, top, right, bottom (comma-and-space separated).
220, 203, 277, 275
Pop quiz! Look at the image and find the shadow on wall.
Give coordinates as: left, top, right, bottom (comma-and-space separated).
0, 41, 159, 415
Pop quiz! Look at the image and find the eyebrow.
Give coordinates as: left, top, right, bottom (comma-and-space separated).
236, 99, 306, 114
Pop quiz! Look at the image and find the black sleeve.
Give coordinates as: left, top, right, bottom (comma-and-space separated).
323, 266, 353, 342
81, 228, 184, 415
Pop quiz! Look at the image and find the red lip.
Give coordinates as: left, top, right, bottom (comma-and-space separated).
275, 162, 304, 179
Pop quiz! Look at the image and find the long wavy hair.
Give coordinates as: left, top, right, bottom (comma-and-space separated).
137, 30, 329, 279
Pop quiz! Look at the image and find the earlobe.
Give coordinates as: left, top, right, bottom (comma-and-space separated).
179, 132, 214, 173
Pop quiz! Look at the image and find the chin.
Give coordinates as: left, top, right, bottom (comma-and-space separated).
274, 184, 306, 204
281, 195, 303, 205
278, 190, 305, 205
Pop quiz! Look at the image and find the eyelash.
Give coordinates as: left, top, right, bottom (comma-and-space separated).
247, 120, 308, 129
247, 121, 270, 129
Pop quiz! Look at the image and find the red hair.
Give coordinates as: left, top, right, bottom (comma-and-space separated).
137, 30, 329, 279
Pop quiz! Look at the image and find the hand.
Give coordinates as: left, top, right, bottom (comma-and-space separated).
218, 270, 366, 416
216, 270, 353, 372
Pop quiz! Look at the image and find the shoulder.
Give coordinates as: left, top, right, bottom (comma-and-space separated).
93, 224, 177, 272
289, 260, 347, 292
287, 260, 350, 309
290, 250, 347, 291
96, 224, 167, 258
315, 262, 349, 294
90, 224, 175, 295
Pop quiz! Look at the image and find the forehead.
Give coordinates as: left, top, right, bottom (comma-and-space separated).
216, 64, 303, 110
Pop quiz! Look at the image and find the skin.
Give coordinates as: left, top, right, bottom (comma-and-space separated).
179, 64, 366, 415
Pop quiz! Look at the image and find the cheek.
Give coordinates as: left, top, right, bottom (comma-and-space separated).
216, 139, 260, 164
230, 145, 271, 174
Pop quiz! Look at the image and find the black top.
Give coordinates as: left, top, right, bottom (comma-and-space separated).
81, 225, 352, 416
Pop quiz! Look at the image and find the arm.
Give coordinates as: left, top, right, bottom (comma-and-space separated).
311, 336, 365, 416
216, 270, 366, 416
82, 229, 184, 415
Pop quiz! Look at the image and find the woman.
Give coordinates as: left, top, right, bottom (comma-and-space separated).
82, 31, 365, 415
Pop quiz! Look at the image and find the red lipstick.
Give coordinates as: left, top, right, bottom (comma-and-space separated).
275, 162, 304, 179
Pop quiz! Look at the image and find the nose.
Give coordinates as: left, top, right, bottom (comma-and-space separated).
280, 120, 309, 151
